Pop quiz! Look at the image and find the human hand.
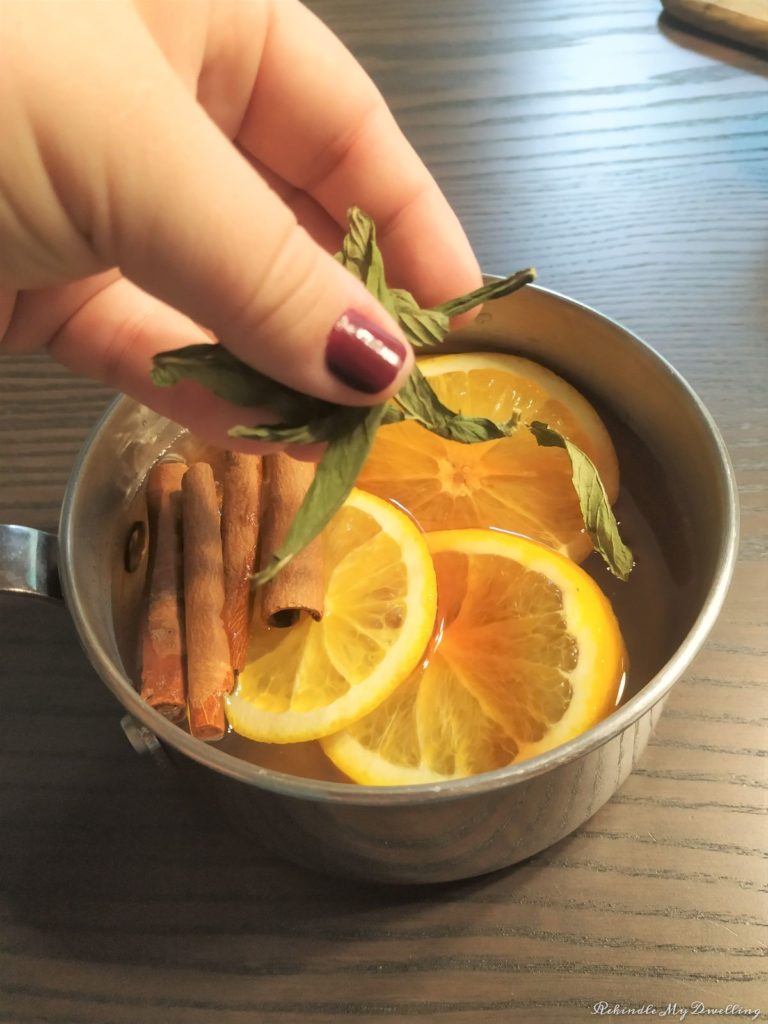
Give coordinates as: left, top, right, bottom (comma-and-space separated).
0, 0, 482, 450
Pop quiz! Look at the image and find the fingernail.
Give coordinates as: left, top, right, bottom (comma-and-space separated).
325, 310, 407, 394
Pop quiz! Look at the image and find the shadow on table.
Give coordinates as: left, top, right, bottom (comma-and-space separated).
1, 597, 551, 977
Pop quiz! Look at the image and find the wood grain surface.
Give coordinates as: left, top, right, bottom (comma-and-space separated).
1, 1, 766, 1021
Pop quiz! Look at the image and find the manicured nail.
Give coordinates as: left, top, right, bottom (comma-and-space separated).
325, 309, 407, 394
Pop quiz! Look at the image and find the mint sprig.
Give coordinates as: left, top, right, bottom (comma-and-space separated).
151, 207, 631, 581
529, 421, 634, 580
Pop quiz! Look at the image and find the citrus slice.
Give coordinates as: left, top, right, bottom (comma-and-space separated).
321, 529, 625, 785
356, 352, 619, 562
225, 489, 437, 743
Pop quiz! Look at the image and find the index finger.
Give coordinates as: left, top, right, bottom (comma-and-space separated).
236, 0, 482, 307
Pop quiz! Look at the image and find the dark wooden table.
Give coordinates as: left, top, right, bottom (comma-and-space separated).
1, 2, 766, 1021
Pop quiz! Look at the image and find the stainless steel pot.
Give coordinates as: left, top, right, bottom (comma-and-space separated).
0, 285, 738, 884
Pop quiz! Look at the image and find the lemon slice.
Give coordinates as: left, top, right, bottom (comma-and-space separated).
357, 352, 619, 562
322, 528, 625, 785
225, 489, 437, 743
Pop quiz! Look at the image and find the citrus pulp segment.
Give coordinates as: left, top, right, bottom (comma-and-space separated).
356, 352, 619, 562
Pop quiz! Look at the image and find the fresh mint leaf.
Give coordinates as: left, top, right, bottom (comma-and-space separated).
337, 207, 450, 348
435, 268, 537, 318
337, 209, 536, 350
230, 403, 406, 444
396, 365, 519, 442
529, 421, 633, 580
253, 403, 389, 585
389, 288, 449, 349
336, 206, 388, 301
151, 344, 332, 424
381, 403, 406, 425
153, 208, 541, 585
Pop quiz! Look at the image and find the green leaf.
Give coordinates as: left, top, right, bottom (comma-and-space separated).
229, 403, 405, 445
381, 403, 406, 425
151, 344, 332, 423
336, 209, 536, 352
336, 208, 450, 349
435, 268, 537, 318
389, 288, 449, 349
336, 206, 389, 304
396, 365, 518, 443
253, 403, 389, 585
528, 421, 634, 580
152, 209, 547, 586
233, 406, 372, 446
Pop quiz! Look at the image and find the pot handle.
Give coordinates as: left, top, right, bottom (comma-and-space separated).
0, 524, 174, 767
0, 525, 62, 602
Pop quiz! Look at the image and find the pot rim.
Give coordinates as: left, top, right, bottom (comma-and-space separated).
59, 284, 740, 806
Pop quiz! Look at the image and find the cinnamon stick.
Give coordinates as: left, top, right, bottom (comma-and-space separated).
221, 451, 262, 673
259, 453, 324, 628
182, 462, 233, 741
140, 460, 187, 720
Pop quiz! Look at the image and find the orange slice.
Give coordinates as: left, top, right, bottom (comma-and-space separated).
225, 489, 437, 743
356, 352, 619, 562
321, 529, 625, 785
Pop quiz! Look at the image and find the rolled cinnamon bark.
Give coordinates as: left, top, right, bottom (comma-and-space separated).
259, 453, 324, 628
140, 460, 187, 720
182, 462, 233, 741
221, 451, 262, 673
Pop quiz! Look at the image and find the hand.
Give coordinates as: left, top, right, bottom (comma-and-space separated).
0, 0, 482, 449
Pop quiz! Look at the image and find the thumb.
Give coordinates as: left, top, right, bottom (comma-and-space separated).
65, 27, 412, 405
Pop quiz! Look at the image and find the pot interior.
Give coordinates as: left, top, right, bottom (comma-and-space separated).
59, 285, 737, 797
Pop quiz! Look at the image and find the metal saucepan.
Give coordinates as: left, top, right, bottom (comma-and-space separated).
0, 285, 738, 884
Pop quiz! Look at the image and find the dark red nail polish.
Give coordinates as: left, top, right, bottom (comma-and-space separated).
325, 310, 407, 394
